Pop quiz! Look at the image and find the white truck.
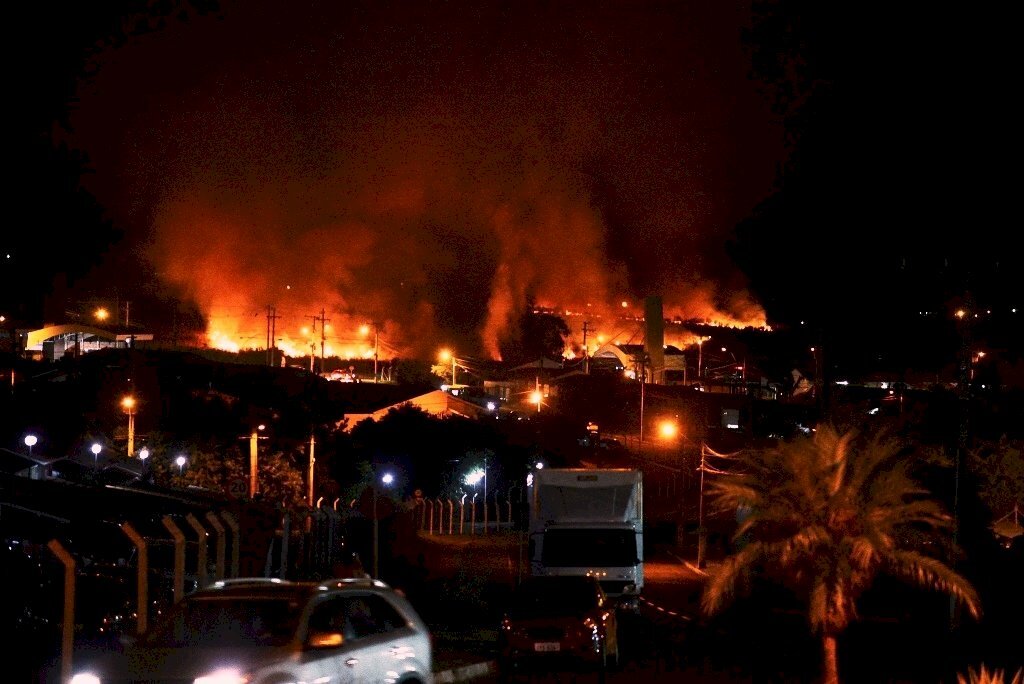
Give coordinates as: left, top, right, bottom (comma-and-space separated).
527, 467, 643, 611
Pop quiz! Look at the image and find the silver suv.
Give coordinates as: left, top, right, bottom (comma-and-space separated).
70, 577, 433, 684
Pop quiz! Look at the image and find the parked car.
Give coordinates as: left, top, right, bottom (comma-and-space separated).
69, 576, 433, 684
498, 575, 619, 676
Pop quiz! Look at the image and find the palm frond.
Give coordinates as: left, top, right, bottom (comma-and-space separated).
884, 549, 982, 620
957, 664, 1024, 684
701, 542, 765, 615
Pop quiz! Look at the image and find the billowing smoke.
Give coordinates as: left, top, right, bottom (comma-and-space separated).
64, 0, 782, 359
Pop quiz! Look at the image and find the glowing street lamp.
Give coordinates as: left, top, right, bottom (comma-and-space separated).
138, 447, 150, 464
658, 420, 678, 440
175, 455, 187, 476
91, 442, 102, 470
24, 434, 38, 458
530, 389, 543, 412
94, 307, 109, 322
439, 349, 457, 386
121, 396, 137, 457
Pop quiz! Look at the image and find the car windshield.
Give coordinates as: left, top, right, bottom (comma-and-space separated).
507, 579, 600, 619
142, 595, 301, 648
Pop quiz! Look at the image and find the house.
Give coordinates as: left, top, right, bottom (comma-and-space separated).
339, 389, 494, 431
482, 357, 568, 410
0, 448, 59, 480
590, 343, 688, 383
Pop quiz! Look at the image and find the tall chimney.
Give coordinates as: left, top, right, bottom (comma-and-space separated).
644, 296, 665, 384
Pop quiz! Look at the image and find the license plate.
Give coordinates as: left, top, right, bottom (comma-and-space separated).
534, 642, 560, 652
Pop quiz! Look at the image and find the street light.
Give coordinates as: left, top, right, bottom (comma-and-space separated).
24, 434, 37, 458
139, 447, 150, 466
696, 337, 707, 385
121, 396, 137, 457
530, 389, 543, 413
307, 433, 317, 507
439, 349, 457, 386
249, 423, 266, 499
175, 455, 187, 476
91, 443, 102, 470
373, 471, 395, 578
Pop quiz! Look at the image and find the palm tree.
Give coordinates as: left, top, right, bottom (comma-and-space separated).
701, 424, 981, 684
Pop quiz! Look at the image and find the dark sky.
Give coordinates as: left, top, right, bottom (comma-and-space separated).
4, 0, 1018, 362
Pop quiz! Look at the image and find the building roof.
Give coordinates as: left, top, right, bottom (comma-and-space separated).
340, 389, 492, 430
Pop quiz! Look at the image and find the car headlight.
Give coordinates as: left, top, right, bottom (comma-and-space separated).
194, 668, 249, 684
70, 674, 102, 684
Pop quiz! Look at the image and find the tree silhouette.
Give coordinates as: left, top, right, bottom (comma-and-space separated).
702, 424, 980, 684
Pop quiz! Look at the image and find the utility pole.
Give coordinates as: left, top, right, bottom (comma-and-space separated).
319, 308, 329, 376
373, 323, 379, 383
582, 321, 591, 374
265, 306, 281, 367
307, 313, 319, 372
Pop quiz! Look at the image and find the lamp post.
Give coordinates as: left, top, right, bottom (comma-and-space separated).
439, 349, 457, 386
249, 424, 265, 499
373, 471, 395, 578
24, 434, 37, 458
176, 455, 187, 476
696, 337, 705, 385
530, 380, 543, 414
307, 434, 316, 506
122, 396, 136, 457
139, 447, 150, 474
91, 443, 102, 470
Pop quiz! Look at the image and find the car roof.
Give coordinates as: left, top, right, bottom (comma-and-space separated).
187, 577, 396, 601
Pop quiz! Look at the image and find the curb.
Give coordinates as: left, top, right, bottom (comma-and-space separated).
434, 659, 497, 682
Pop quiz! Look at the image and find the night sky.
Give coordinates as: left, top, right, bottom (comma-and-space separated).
3, 1, 1018, 362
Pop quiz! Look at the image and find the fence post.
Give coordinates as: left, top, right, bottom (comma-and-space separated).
447, 499, 454, 535
47, 540, 75, 684
220, 511, 240, 578
205, 512, 227, 581
471, 493, 478, 534
185, 514, 209, 588
162, 516, 186, 602
460, 494, 467, 534
120, 522, 149, 634
436, 498, 444, 535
